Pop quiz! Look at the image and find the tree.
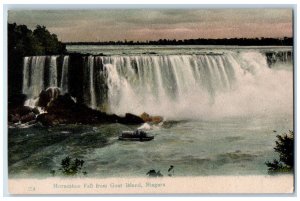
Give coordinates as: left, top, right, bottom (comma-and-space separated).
8, 23, 66, 99
33, 25, 65, 54
266, 130, 294, 173
55, 156, 86, 176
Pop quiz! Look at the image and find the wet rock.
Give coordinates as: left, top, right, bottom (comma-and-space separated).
20, 112, 36, 123
140, 112, 163, 123
8, 106, 34, 123
36, 94, 144, 126
140, 112, 150, 121
119, 113, 145, 124
15, 106, 32, 116
8, 114, 20, 123
8, 105, 40, 124
46, 93, 76, 114
31, 107, 40, 115
37, 90, 51, 108
37, 87, 61, 108
9, 93, 145, 126
36, 113, 60, 126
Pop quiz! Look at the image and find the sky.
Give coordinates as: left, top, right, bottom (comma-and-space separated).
8, 9, 293, 42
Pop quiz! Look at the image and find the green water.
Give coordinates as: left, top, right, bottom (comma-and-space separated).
8, 114, 292, 178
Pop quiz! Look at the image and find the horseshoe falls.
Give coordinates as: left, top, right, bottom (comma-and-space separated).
21, 49, 293, 119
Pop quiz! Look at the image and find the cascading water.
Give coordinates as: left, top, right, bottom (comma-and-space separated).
49, 56, 58, 87
97, 52, 292, 119
21, 50, 293, 119
22, 56, 46, 98
88, 56, 97, 109
22, 55, 70, 98
101, 54, 238, 115
22, 55, 69, 108
60, 55, 69, 93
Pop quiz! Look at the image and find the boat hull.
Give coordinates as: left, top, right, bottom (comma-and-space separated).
118, 136, 154, 141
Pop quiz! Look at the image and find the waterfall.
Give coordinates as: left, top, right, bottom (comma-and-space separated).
22, 57, 30, 95
60, 56, 69, 93
88, 56, 97, 109
49, 56, 58, 87
22, 56, 61, 98
99, 52, 291, 118
22, 56, 46, 98
21, 51, 293, 119
99, 54, 238, 115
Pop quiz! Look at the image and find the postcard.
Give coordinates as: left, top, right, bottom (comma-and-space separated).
6, 6, 294, 194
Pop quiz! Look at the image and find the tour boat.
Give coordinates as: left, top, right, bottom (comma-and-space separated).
118, 130, 154, 141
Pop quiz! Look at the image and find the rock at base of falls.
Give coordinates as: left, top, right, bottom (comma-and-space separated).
8, 106, 40, 124
37, 87, 61, 108
20, 112, 36, 123
140, 112, 163, 124
8, 92, 146, 127
35, 94, 145, 126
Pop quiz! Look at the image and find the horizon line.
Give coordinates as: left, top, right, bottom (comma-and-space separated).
63, 37, 293, 43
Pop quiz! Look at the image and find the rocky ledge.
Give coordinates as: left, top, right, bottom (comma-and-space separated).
9, 90, 145, 127
36, 93, 145, 126
140, 112, 163, 124
8, 87, 165, 127
8, 106, 40, 125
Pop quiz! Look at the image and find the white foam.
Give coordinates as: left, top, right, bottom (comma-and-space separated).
103, 51, 293, 119
137, 123, 151, 130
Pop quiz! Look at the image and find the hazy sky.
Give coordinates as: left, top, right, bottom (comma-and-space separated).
8, 9, 293, 42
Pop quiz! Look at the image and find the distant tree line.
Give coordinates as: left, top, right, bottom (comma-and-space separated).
66, 37, 293, 46
8, 23, 66, 101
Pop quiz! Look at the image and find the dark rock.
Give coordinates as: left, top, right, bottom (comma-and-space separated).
8, 114, 20, 123
20, 112, 36, 123
36, 113, 60, 126
37, 90, 51, 108
46, 93, 76, 114
37, 87, 61, 108
9, 93, 145, 126
35, 93, 144, 126
8, 106, 37, 124
8, 106, 32, 118
32, 107, 40, 115
8, 94, 27, 109
119, 113, 144, 124
15, 106, 32, 116
26, 119, 37, 125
